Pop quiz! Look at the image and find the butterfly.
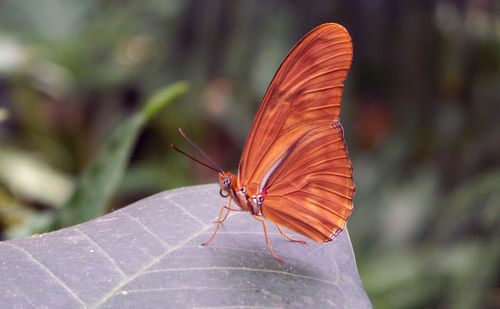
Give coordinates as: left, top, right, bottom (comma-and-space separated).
173, 23, 354, 262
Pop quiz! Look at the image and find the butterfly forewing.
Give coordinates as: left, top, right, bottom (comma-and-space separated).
239, 24, 352, 187
237, 23, 354, 242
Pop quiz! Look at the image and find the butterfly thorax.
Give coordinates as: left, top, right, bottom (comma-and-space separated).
218, 172, 262, 216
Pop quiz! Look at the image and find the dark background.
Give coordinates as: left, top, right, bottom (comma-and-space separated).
0, 1, 498, 308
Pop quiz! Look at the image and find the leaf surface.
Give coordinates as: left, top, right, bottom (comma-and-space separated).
0, 184, 371, 308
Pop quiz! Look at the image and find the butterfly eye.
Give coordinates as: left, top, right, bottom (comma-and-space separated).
222, 176, 232, 190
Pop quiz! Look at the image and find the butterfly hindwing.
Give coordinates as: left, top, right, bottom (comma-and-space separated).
261, 122, 354, 241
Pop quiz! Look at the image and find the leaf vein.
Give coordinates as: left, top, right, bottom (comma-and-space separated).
75, 228, 127, 278
4, 243, 86, 308
144, 267, 336, 285
123, 213, 171, 249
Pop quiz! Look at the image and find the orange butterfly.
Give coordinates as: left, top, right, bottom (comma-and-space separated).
173, 23, 354, 262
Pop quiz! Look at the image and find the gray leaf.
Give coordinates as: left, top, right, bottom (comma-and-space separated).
0, 184, 371, 308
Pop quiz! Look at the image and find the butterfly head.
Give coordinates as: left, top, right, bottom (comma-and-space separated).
218, 172, 237, 198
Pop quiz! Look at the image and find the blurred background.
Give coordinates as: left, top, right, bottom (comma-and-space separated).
0, 0, 499, 308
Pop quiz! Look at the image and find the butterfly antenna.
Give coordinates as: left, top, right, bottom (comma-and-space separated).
171, 144, 221, 173
173, 128, 224, 173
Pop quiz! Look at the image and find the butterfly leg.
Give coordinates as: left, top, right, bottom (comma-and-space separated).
216, 200, 240, 223
276, 225, 308, 244
215, 207, 231, 223
252, 215, 284, 263
202, 199, 233, 246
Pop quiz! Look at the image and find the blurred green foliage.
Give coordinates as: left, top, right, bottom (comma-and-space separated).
49, 81, 187, 231
0, 0, 498, 308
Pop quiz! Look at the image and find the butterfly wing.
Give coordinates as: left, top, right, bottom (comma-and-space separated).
260, 122, 354, 241
237, 23, 354, 241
